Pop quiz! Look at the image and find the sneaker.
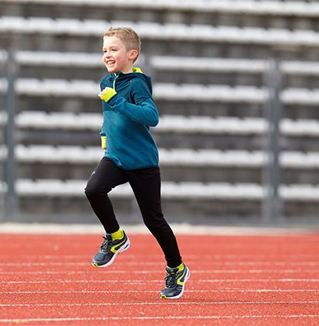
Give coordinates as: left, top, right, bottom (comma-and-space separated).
160, 264, 190, 299
92, 231, 130, 268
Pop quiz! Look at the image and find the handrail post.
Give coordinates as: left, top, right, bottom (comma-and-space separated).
4, 48, 19, 221
262, 58, 283, 223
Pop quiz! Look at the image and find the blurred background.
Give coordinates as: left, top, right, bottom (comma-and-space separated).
1, 0, 319, 227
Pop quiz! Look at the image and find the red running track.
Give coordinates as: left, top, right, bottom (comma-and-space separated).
0, 231, 319, 325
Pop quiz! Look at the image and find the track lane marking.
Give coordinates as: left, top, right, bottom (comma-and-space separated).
1, 289, 319, 294
2, 278, 319, 285
2, 268, 319, 279
1, 314, 319, 324
2, 253, 319, 259
1, 300, 319, 307
2, 261, 319, 267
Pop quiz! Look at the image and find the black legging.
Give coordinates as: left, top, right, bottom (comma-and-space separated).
85, 157, 182, 267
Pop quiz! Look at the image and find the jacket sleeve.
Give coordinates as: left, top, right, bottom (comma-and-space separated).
107, 78, 159, 127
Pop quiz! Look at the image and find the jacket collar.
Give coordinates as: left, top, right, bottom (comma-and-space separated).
114, 67, 143, 78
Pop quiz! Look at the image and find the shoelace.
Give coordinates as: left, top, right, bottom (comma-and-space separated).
165, 269, 179, 288
100, 235, 113, 251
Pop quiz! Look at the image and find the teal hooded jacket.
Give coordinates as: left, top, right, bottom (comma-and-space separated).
99, 69, 159, 170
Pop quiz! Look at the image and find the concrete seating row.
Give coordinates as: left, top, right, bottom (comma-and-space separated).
2, 111, 319, 137
1, 78, 319, 105
4, 0, 319, 18
2, 16, 319, 47
2, 51, 319, 77
2, 144, 319, 169
0, 178, 317, 201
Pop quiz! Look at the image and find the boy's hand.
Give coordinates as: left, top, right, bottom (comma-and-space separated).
98, 87, 117, 102
98, 87, 110, 97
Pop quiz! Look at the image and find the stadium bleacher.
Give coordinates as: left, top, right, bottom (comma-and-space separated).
2, 16, 319, 47
1, 0, 319, 222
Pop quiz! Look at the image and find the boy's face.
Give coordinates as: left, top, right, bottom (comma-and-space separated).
102, 36, 138, 74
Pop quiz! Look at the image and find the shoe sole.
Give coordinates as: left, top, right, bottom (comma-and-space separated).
92, 237, 130, 268
160, 267, 191, 300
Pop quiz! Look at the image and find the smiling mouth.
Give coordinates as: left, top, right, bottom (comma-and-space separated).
106, 60, 115, 65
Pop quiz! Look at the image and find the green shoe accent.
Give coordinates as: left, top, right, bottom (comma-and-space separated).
111, 228, 123, 240
168, 262, 184, 272
160, 264, 190, 299
91, 231, 130, 268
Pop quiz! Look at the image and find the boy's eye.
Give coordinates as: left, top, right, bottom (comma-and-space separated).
102, 48, 118, 54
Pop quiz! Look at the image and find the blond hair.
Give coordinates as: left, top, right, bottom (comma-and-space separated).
104, 27, 141, 62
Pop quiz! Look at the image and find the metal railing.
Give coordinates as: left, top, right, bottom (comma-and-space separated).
1, 49, 18, 221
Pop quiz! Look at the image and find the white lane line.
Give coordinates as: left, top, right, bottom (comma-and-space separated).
2, 268, 319, 278
2, 261, 319, 267
0, 265, 319, 276
2, 254, 319, 260
2, 254, 319, 263
1, 289, 319, 295
1, 300, 319, 308
200, 278, 319, 283
1, 280, 161, 285
0, 290, 154, 294
0, 262, 89, 266
0, 268, 311, 275
1, 315, 319, 324
2, 278, 319, 285
218, 262, 319, 266
0, 269, 319, 278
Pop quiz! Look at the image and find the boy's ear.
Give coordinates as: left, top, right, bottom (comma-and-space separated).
129, 49, 139, 62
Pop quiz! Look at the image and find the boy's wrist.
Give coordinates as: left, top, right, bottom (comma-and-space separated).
101, 135, 107, 149
100, 132, 106, 149
99, 87, 117, 102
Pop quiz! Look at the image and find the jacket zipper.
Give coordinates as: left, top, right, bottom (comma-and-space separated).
113, 73, 119, 90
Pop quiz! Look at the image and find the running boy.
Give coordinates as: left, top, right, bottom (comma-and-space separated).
85, 27, 190, 299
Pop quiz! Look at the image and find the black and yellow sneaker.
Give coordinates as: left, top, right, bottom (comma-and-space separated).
92, 230, 130, 268
160, 263, 190, 299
